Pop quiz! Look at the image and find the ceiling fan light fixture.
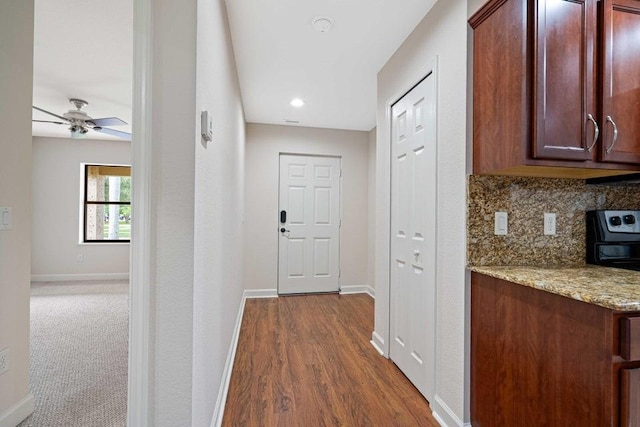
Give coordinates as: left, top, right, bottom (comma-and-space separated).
70, 128, 84, 139
70, 124, 88, 139
312, 16, 333, 33
32, 99, 131, 140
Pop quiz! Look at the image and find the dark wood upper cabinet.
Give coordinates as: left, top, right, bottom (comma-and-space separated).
600, 0, 640, 164
470, 0, 640, 178
533, 0, 597, 161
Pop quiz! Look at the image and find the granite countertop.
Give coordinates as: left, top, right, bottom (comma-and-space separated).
469, 265, 640, 311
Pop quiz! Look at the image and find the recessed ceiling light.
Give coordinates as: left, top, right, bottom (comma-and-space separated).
290, 98, 305, 108
312, 16, 333, 33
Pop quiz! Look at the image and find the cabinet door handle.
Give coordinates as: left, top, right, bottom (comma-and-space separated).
586, 114, 599, 153
605, 115, 619, 154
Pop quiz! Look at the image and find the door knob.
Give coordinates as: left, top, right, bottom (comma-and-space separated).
414, 250, 420, 257
280, 228, 290, 233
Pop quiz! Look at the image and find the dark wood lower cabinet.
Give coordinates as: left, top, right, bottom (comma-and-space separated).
621, 369, 640, 427
471, 272, 640, 426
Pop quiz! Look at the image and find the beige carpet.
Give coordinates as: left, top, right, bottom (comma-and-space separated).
18, 280, 128, 427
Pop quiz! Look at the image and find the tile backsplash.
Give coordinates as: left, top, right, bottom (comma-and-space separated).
467, 175, 640, 266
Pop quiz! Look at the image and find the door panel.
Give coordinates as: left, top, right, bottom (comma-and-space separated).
278, 155, 341, 294
390, 72, 437, 400
288, 187, 305, 224
288, 163, 306, 178
313, 238, 331, 277
315, 165, 331, 179
314, 187, 331, 224
533, 0, 597, 160
287, 239, 305, 278
601, 0, 640, 164
621, 368, 640, 426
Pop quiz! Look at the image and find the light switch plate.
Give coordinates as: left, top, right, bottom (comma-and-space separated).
0, 348, 9, 376
494, 211, 508, 236
0, 207, 12, 231
544, 212, 557, 236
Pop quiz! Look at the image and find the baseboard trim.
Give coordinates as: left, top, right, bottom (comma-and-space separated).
211, 292, 248, 427
0, 394, 35, 427
431, 394, 468, 427
244, 289, 278, 299
340, 285, 375, 299
31, 273, 130, 282
370, 331, 385, 356
366, 286, 375, 299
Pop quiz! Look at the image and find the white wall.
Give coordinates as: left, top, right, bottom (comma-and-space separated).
367, 128, 376, 291
375, 1, 469, 425
147, 0, 197, 424
31, 137, 131, 281
0, 0, 35, 424
137, 0, 245, 424
244, 123, 369, 291
191, 0, 246, 425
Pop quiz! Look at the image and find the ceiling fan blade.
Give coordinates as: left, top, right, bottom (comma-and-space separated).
33, 119, 66, 125
89, 117, 128, 127
32, 106, 69, 122
93, 127, 131, 139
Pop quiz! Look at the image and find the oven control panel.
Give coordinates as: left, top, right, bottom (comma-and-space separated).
604, 210, 640, 234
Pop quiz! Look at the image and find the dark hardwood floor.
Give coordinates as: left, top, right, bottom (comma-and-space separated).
222, 293, 438, 426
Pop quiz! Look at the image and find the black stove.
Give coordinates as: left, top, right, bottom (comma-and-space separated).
587, 210, 640, 271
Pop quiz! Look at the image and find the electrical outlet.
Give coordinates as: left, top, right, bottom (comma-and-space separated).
544, 212, 557, 236
494, 212, 508, 235
0, 348, 9, 376
77, 253, 84, 263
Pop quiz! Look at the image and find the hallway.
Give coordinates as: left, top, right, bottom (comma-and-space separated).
223, 294, 437, 426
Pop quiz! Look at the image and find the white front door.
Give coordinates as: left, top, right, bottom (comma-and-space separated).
390, 71, 437, 400
278, 154, 341, 295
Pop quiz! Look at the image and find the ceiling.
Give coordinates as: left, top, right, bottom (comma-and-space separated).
32, 0, 436, 139
32, 0, 133, 140
225, 0, 437, 131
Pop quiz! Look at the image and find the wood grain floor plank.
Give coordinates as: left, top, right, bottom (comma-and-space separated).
223, 294, 437, 426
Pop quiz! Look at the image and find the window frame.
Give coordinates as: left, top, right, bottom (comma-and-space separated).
83, 164, 132, 243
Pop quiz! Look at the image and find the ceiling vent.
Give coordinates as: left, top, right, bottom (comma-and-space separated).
312, 16, 333, 33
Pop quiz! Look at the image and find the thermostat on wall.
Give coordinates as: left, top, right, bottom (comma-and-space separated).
0, 207, 12, 231
201, 111, 213, 142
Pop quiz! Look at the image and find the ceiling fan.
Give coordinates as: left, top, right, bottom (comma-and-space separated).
32, 98, 131, 140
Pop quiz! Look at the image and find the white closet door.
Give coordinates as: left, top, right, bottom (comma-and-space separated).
390, 71, 437, 400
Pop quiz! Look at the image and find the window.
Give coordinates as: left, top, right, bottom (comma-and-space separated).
83, 165, 131, 242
